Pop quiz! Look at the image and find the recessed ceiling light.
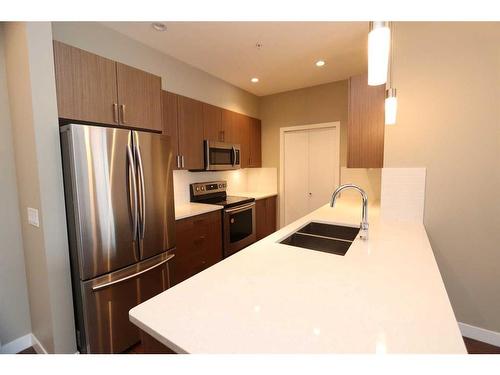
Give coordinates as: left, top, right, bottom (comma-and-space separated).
152, 23, 167, 32
315, 60, 326, 67
251, 77, 259, 83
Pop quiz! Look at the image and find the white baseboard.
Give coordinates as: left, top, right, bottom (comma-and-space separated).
0, 334, 32, 354
459, 322, 500, 347
0, 333, 48, 354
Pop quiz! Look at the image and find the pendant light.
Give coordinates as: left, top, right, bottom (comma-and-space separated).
385, 23, 398, 125
368, 21, 390, 86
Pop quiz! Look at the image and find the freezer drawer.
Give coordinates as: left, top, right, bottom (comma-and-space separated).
77, 251, 174, 353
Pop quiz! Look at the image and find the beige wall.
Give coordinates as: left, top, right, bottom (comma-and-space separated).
385, 22, 500, 331
260, 79, 381, 205
4, 22, 76, 353
51, 22, 260, 118
0, 24, 31, 348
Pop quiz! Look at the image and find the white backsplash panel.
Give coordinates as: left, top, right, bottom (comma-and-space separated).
380, 168, 426, 222
246, 168, 278, 193
173, 168, 277, 206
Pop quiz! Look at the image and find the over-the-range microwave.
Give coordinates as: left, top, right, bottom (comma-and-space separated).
204, 140, 241, 171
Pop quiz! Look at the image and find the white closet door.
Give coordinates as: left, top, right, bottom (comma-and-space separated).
283, 130, 309, 225
308, 127, 339, 211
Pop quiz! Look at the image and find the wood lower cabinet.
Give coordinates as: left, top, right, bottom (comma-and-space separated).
347, 73, 385, 168
53, 41, 162, 132
53, 40, 118, 125
116, 63, 161, 132
177, 95, 205, 170
256, 196, 277, 240
139, 330, 176, 354
170, 211, 223, 286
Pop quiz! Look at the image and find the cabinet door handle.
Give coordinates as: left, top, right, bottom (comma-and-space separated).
120, 104, 126, 124
221, 130, 225, 142
181, 155, 185, 168
176, 155, 180, 169
113, 103, 118, 123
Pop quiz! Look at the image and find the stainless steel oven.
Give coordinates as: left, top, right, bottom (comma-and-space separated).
223, 202, 256, 257
204, 140, 241, 170
190, 181, 256, 258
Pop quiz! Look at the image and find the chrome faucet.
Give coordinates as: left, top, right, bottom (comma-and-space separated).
330, 184, 369, 240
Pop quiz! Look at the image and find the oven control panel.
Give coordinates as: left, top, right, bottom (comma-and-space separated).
190, 181, 227, 197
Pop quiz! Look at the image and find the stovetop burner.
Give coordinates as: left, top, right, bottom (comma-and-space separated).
199, 195, 255, 209
190, 180, 255, 208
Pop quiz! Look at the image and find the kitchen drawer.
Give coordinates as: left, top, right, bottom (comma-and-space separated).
170, 210, 223, 286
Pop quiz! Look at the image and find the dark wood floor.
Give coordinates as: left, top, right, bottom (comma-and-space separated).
462, 337, 500, 354
123, 341, 144, 354
16, 337, 500, 354
18, 347, 37, 354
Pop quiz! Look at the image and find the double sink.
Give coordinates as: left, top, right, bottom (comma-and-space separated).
280, 221, 360, 256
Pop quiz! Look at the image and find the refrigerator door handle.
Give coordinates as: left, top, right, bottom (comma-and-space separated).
135, 144, 146, 240
127, 144, 139, 241
91, 253, 175, 292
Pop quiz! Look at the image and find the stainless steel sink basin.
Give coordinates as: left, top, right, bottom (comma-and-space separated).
297, 222, 359, 242
280, 222, 359, 256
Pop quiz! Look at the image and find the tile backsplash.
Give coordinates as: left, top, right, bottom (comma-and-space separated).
380, 168, 426, 222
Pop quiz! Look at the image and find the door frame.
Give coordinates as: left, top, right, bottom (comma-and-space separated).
279, 122, 341, 228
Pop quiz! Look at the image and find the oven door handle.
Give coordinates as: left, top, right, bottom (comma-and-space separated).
224, 202, 255, 214
231, 146, 236, 167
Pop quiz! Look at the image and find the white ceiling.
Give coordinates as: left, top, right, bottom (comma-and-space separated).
102, 22, 368, 97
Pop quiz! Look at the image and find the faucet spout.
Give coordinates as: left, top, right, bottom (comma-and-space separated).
330, 184, 369, 240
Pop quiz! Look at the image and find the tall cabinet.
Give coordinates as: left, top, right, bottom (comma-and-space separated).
177, 95, 205, 170
347, 73, 385, 168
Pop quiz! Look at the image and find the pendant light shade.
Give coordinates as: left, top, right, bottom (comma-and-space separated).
368, 21, 390, 86
385, 88, 397, 125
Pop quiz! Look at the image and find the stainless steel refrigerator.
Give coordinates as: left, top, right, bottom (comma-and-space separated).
60, 123, 176, 354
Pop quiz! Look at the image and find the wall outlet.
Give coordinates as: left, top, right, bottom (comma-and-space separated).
27, 207, 40, 227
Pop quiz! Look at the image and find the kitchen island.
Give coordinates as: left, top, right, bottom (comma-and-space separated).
129, 199, 466, 353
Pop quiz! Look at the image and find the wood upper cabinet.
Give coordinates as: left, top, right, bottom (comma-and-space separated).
177, 95, 204, 170
161, 90, 179, 168
256, 196, 277, 240
221, 109, 261, 168
222, 110, 250, 168
170, 211, 223, 286
53, 41, 162, 132
221, 109, 238, 144
53, 40, 118, 125
203, 103, 223, 142
116, 63, 161, 132
248, 117, 262, 168
234, 113, 250, 169
347, 73, 385, 168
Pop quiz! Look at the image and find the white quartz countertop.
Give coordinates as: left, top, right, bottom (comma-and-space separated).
175, 202, 222, 220
229, 191, 278, 200
131, 200, 466, 353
